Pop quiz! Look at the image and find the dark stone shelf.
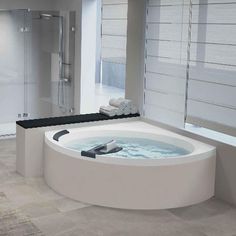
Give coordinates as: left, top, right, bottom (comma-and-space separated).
16, 113, 140, 129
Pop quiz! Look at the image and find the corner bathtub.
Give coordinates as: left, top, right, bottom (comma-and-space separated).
44, 121, 216, 210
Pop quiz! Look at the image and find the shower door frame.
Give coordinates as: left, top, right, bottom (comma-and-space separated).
0, 9, 76, 137
0, 9, 29, 137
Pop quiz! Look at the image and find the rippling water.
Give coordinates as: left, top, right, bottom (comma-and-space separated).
65, 136, 190, 159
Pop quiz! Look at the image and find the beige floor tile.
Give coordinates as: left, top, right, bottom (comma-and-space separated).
63, 209, 205, 236
64, 206, 184, 236
50, 197, 90, 213
19, 202, 60, 219
2, 171, 25, 186
0, 208, 43, 236
55, 227, 100, 236
26, 178, 63, 201
2, 183, 43, 208
189, 209, 236, 236
32, 213, 76, 236
0, 221, 43, 236
169, 198, 232, 221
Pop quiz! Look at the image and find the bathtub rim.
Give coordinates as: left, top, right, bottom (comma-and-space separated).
56, 129, 195, 153
44, 121, 216, 167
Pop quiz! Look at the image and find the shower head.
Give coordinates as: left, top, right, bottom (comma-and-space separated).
40, 13, 62, 20
40, 13, 53, 20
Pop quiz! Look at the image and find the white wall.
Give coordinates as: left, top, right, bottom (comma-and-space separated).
95, 0, 101, 83
125, 0, 146, 112
0, 0, 54, 10
80, 0, 98, 114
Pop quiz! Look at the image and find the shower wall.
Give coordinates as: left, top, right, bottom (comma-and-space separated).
27, 10, 62, 119
0, 10, 25, 124
0, 0, 54, 10
0, 9, 75, 134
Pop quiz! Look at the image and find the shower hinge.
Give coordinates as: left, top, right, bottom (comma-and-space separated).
17, 113, 30, 119
62, 62, 72, 66
61, 77, 71, 83
20, 27, 29, 33
69, 108, 75, 113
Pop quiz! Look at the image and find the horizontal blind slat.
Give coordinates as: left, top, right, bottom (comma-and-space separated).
146, 56, 187, 77
102, 20, 127, 36
145, 72, 186, 95
188, 80, 236, 109
101, 1, 127, 62
186, 1, 236, 135
145, 104, 185, 127
187, 100, 236, 128
102, 35, 126, 50
102, 4, 128, 19
102, 0, 127, 5
145, 90, 186, 113
144, 3, 188, 127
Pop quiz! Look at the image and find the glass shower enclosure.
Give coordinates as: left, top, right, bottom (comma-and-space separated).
0, 9, 75, 137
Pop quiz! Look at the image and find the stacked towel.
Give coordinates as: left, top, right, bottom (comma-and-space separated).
99, 105, 119, 117
99, 98, 138, 117
109, 98, 138, 115
130, 105, 138, 114
109, 98, 132, 110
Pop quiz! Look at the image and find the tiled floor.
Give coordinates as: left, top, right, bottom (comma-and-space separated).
1, 138, 236, 236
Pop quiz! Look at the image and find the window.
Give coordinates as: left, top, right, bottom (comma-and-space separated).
100, 0, 127, 89
144, 0, 236, 139
186, 0, 236, 137
144, 0, 190, 127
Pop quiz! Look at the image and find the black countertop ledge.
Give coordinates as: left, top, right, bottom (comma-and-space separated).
16, 113, 140, 129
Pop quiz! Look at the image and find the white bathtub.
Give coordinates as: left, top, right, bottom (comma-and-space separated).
44, 121, 216, 210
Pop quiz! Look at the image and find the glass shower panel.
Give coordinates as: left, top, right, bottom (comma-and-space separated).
0, 10, 26, 135
26, 11, 75, 120
0, 10, 75, 136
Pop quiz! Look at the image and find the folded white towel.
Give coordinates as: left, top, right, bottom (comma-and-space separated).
109, 98, 132, 110
130, 106, 138, 114
116, 108, 123, 116
99, 105, 118, 117
122, 107, 130, 115
109, 98, 122, 108
109, 98, 138, 115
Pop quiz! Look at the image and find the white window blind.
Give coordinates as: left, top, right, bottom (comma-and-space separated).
144, 0, 236, 136
144, 0, 191, 127
186, 0, 236, 136
101, 0, 128, 63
